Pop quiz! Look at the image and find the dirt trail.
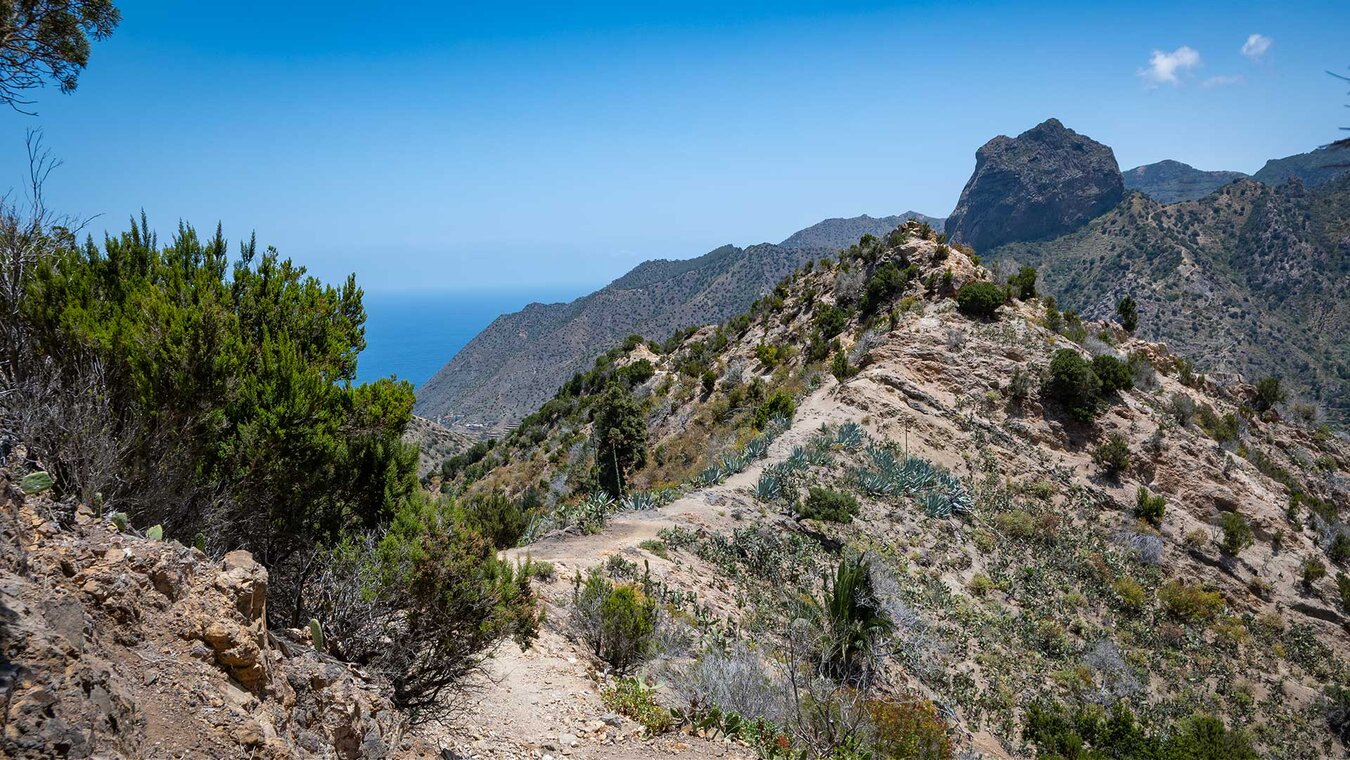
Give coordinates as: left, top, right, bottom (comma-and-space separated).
424, 384, 862, 759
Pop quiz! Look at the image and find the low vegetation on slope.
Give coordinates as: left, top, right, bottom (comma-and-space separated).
437, 219, 1350, 759
0, 214, 545, 740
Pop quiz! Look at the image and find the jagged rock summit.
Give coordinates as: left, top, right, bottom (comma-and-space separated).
945, 118, 1124, 251
1122, 159, 1247, 203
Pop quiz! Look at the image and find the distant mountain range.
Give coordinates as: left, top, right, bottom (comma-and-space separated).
414, 212, 943, 431
1122, 160, 1248, 204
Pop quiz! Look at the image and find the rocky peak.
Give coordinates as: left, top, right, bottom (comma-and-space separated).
945, 118, 1124, 252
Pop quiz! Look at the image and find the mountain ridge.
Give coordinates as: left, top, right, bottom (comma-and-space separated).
414, 212, 942, 432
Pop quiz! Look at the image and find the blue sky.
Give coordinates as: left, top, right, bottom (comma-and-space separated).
1, 1, 1345, 292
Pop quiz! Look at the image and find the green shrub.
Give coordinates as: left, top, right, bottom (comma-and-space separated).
1092, 434, 1131, 478
1218, 512, 1254, 557
1008, 266, 1037, 299
866, 699, 954, 759
459, 490, 527, 549
1135, 487, 1166, 527
618, 358, 655, 386
1113, 576, 1147, 610
701, 370, 717, 395
638, 539, 669, 560
752, 389, 796, 429
814, 304, 849, 338
1043, 349, 1101, 421
1116, 295, 1138, 333
1330, 533, 1350, 565
1091, 355, 1133, 394
1337, 574, 1350, 613
830, 351, 859, 381
862, 262, 913, 315
602, 677, 673, 734
10, 220, 420, 597
1303, 557, 1328, 587
594, 383, 648, 497
337, 494, 541, 723
801, 551, 892, 681
1253, 376, 1286, 412
573, 569, 658, 674
799, 487, 860, 524
955, 281, 1004, 319
1159, 580, 1224, 622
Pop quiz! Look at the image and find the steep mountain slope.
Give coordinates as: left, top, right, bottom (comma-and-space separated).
990, 172, 1350, 424
1254, 144, 1350, 188
436, 224, 1350, 758
1123, 159, 1247, 203
416, 214, 937, 434
945, 118, 1124, 251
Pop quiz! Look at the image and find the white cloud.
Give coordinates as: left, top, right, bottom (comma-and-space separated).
1203, 75, 1245, 88
1241, 33, 1272, 61
1140, 46, 1201, 86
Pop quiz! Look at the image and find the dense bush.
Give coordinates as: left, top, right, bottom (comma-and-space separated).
1253, 376, 1286, 412
1043, 349, 1102, 421
1091, 433, 1131, 477
1116, 295, 1138, 333
573, 568, 658, 673
1218, 512, 1253, 557
1159, 580, 1224, 622
753, 389, 796, 429
594, 382, 648, 497
1008, 265, 1038, 300
866, 699, 954, 759
1024, 700, 1255, 760
799, 487, 860, 523
862, 262, 913, 315
814, 303, 849, 338
4, 221, 418, 606
458, 490, 528, 549
1091, 355, 1133, 395
313, 494, 540, 723
1135, 487, 1166, 527
955, 281, 1004, 319
800, 551, 891, 682
618, 358, 655, 386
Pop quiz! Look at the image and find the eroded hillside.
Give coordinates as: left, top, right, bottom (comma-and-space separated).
435, 221, 1350, 759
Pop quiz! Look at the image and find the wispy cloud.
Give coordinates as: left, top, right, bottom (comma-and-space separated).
1203, 75, 1245, 88
1241, 33, 1272, 61
1140, 46, 1201, 86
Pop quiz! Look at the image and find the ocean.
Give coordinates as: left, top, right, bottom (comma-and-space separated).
355, 287, 586, 389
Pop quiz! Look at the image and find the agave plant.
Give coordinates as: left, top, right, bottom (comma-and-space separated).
754, 470, 784, 502
835, 422, 865, 450
807, 441, 834, 467
698, 465, 727, 486
743, 435, 771, 461
783, 446, 808, 474
855, 469, 894, 497
623, 491, 657, 512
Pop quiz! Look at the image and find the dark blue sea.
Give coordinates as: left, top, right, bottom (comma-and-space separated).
355, 287, 586, 388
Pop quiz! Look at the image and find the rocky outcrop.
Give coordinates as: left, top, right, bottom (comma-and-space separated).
1123, 159, 1247, 203
0, 468, 426, 759
945, 118, 1124, 252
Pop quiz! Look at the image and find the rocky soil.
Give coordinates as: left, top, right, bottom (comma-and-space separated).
0, 465, 433, 759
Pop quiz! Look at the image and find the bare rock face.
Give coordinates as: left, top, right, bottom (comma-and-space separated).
945, 118, 1124, 252
0, 470, 427, 759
